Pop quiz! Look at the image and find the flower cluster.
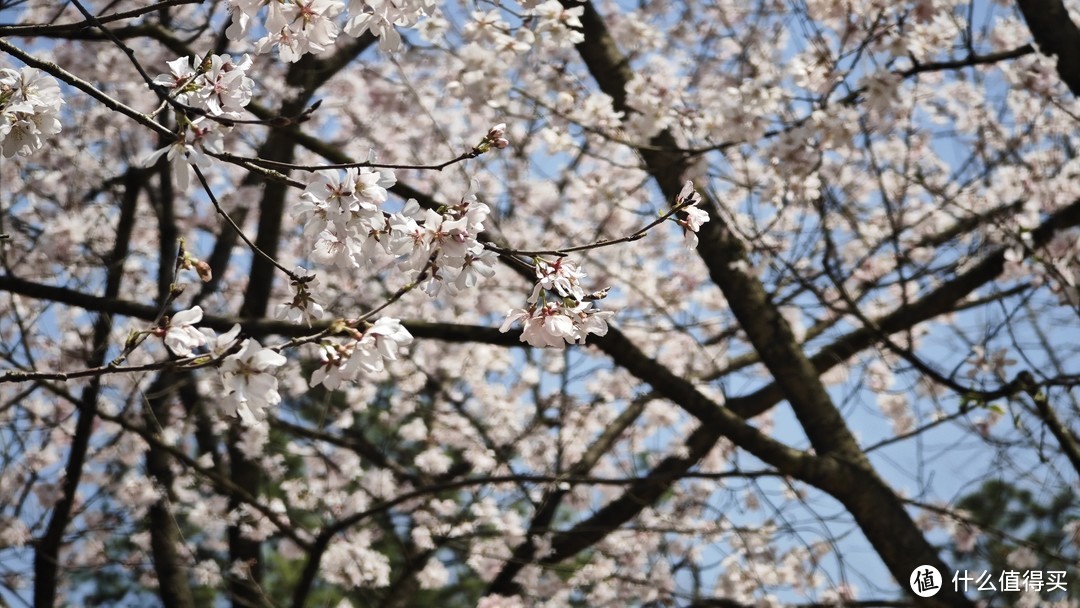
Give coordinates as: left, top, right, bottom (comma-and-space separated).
964, 345, 1017, 379
309, 317, 414, 389
295, 167, 498, 297
478, 123, 509, 151
296, 166, 396, 270
226, 0, 437, 58
321, 530, 392, 588
144, 53, 254, 189
390, 196, 499, 296
500, 258, 614, 348
344, 0, 439, 52
497, 182, 705, 348
228, 0, 342, 61
531, 0, 586, 48
0, 67, 63, 158
158, 308, 289, 425
157, 306, 415, 417
153, 53, 254, 117
217, 331, 288, 426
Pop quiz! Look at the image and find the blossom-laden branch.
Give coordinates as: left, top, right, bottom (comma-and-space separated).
0, 66, 63, 158
496, 181, 707, 347
0, 34, 171, 137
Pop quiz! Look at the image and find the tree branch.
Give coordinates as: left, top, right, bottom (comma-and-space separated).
1016, 0, 1080, 96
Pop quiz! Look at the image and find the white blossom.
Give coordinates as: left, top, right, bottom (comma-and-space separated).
322, 532, 391, 588
0, 67, 63, 158
218, 338, 287, 425
275, 268, 325, 325
344, 0, 438, 52
142, 117, 224, 191
162, 306, 207, 356
309, 318, 413, 389
414, 446, 452, 475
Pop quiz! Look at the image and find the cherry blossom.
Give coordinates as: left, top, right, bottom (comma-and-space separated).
531, 1, 586, 48
275, 268, 326, 325
142, 116, 225, 191
501, 300, 612, 348
413, 445, 452, 474
674, 181, 710, 248
153, 53, 254, 117
965, 345, 1018, 379
230, 0, 345, 62
341, 316, 414, 375
160, 306, 208, 357
218, 337, 288, 425
321, 531, 391, 588
0, 66, 62, 158
344, 0, 438, 52
308, 317, 414, 388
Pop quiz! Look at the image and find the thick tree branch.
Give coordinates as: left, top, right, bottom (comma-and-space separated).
0, 274, 526, 349
729, 196, 1080, 419
559, 2, 973, 605
1026, 375, 1080, 477
33, 169, 141, 606
144, 371, 196, 608
562, 0, 862, 460
1016, 0, 1080, 96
